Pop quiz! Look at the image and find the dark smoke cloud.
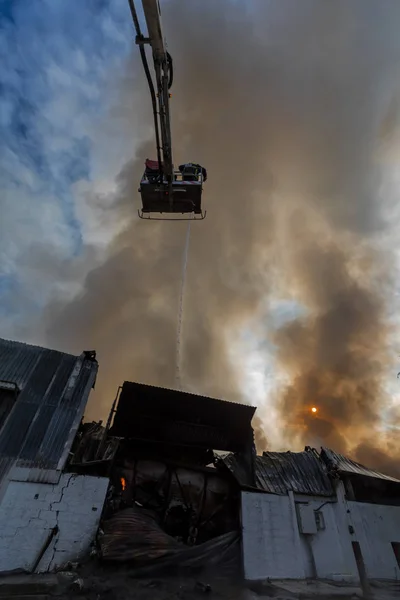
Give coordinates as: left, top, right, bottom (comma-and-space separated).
273, 236, 393, 453
253, 416, 269, 454
40, 0, 278, 411
17, 1, 400, 473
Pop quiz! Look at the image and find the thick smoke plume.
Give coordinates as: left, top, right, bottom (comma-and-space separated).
19, 1, 400, 473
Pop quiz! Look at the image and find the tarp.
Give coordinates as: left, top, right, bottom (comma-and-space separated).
100, 505, 179, 562
99, 505, 240, 575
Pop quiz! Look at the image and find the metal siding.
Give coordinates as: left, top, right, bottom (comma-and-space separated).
18, 404, 56, 462
0, 457, 14, 488
62, 359, 92, 407
10, 355, 76, 465
0, 402, 39, 456
0, 340, 42, 388
0, 338, 98, 479
257, 452, 333, 496
43, 355, 75, 406
40, 406, 77, 467
321, 447, 400, 483
224, 451, 334, 496
43, 362, 95, 467
0, 390, 16, 431
112, 381, 256, 452
20, 351, 61, 404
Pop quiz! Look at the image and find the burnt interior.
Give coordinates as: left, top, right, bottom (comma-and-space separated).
105, 383, 255, 547
69, 382, 256, 566
108, 440, 239, 545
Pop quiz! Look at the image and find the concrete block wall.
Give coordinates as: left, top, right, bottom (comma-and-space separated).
241, 491, 305, 580
242, 488, 400, 583
0, 473, 109, 573
295, 496, 358, 582
347, 501, 400, 580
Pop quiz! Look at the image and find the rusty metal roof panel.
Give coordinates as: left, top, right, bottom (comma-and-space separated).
320, 447, 400, 483
224, 450, 334, 496
0, 338, 98, 476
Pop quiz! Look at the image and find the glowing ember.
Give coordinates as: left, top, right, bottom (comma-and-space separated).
311, 407, 317, 413
120, 477, 126, 491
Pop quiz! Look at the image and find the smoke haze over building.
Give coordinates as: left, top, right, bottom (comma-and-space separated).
2, 1, 400, 474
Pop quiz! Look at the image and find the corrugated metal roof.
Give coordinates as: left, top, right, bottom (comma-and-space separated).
223, 450, 334, 496
0, 338, 98, 481
320, 447, 400, 484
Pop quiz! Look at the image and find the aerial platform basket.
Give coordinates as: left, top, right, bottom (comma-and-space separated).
138, 159, 206, 221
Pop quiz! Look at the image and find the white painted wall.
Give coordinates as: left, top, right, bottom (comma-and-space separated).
294, 496, 358, 582
241, 490, 360, 582
241, 485, 400, 582
347, 501, 400, 580
0, 473, 109, 573
241, 491, 305, 580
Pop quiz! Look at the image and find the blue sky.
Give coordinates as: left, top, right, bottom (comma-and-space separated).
0, 0, 135, 318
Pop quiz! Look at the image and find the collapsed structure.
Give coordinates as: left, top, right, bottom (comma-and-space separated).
96, 381, 255, 573
0, 338, 109, 573
0, 336, 400, 583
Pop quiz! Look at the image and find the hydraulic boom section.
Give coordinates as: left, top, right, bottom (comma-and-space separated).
128, 0, 207, 220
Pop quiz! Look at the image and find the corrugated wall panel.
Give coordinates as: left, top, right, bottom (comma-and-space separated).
44, 355, 75, 407
0, 340, 42, 388
0, 390, 16, 432
39, 406, 76, 467
0, 338, 98, 481
0, 402, 38, 456
21, 351, 62, 404
17, 356, 76, 463
18, 405, 57, 462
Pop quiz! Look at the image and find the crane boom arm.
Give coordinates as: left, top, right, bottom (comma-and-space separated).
131, 0, 173, 182
141, 0, 166, 62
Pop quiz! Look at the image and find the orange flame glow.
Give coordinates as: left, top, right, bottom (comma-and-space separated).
120, 477, 126, 491
311, 407, 317, 413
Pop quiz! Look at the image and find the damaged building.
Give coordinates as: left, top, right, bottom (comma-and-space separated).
92, 382, 400, 584
225, 447, 400, 582
1, 336, 400, 586
97, 381, 256, 573
0, 339, 256, 576
0, 338, 109, 573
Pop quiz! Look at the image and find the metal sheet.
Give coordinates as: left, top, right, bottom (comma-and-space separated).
111, 381, 256, 452
224, 450, 334, 496
320, 447, 400, 483
0, 338, 98, 480
0, 339, 43, 388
